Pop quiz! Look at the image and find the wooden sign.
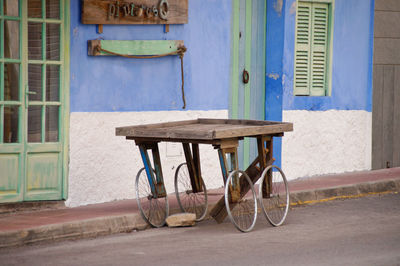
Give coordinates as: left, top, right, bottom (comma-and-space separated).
82, 0, 188, 25
87, 40, 184, 56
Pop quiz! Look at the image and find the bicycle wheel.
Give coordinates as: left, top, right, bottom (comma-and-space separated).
174, 163, 208, 221
225, 170, 257, 233
258, 165, 289, 226
135, 167, 169, 228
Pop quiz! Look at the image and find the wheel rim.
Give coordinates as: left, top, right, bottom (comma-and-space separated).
225, 170, 257, 233
258, 165, 289, 226
135, 168, 169, 228
174, 163, 208, 221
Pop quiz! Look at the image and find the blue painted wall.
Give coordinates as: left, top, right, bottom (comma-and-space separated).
70, 1, 232, 112
265, 0, 287, 168
281, 0, 374, 111
264, 0, 374, 166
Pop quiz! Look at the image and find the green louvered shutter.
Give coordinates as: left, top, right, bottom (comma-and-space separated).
294, 2, 312, 95
310, 3, 329, 96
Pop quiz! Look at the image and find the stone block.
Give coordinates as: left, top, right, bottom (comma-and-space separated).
166, 213, 196, 227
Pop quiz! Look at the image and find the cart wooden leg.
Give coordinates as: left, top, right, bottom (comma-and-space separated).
182, 143, 203, 193
218, 147, 240, 200
257, 136, 274, 198
138, 142, 166, 198
176, 143, 208, 221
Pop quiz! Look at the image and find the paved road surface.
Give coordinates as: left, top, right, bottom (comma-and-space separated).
1, 194, 399, 266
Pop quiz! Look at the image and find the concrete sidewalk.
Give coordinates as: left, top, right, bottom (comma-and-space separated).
1, 167, 399, 248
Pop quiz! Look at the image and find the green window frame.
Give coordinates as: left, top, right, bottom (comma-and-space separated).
294, 0, 334, 96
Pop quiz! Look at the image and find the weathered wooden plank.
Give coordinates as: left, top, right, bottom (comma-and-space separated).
374, 39, 400, 65
372, 65, 384, 170
126, 124, 291, 140
115, 119, 197, 136
82, 0, 188, 25
117, 119, 293, 140
375, 0, 400, 11
374, 11, 400, 38
130, 137, 243, 146
88, 40, 184, 56
393, 66, 400, 167
129, 128, 215, 140
213, 139, 240, 149
213, 123, 293, 139
166, 123, 237, 133
383, 65, 394, 168
198, 118, 285, 126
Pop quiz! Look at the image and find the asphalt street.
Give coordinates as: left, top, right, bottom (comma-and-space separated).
1, 193, 399, 266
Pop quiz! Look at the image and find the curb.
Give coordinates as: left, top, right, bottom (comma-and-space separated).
290, 178, 400, 206
0, 214, 148, 249
1, 178, 399, 248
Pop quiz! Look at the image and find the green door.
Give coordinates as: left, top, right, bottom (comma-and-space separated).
0, 0, 69, 203
230, 0, 266, 169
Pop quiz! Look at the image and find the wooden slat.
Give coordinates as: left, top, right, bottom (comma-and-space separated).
214, 139, 240, 149
372, 65, 384, 170
82, 0, 188, 25
168, 123, 235, 132
294, 1, 312, 95
131, 128, 215, 140
131, 137, 243, 146
198, 118, 284, 126
115, 119, 198, 136
212, 123, 293, 139
393, 66, 400, 167
383, 65, 394, 168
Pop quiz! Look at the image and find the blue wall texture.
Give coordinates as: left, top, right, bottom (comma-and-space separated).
281, 0, 374, 111
70, 0, 374, 167
265, 0, 287, 168
264, 0, 374, 167
70, 1, 232, 112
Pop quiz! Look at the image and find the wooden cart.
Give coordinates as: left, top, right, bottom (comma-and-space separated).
116, 118, 293, 232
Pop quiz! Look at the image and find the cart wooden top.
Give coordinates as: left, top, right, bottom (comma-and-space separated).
116, 118, 293, 141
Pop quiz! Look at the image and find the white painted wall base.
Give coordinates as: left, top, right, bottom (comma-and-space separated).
281, 110, 372, 180
67, 110, 228, 207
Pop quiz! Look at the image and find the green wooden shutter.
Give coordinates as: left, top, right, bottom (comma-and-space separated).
294, 2, 312, 96
310, 3, 329, 96
294, 1, 332, 96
